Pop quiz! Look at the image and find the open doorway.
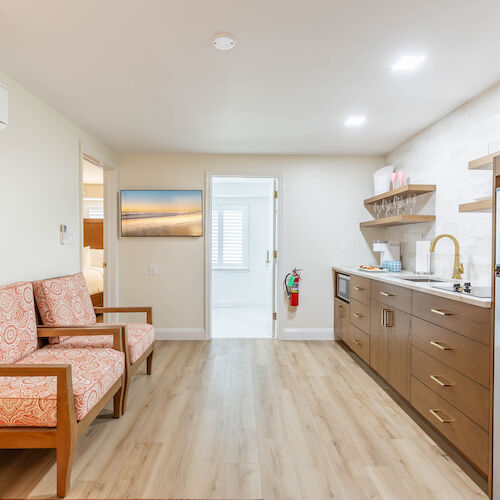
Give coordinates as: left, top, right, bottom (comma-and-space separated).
209, 176, 277, 338
82, 157, 105, 314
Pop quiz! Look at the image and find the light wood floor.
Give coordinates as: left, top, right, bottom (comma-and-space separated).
0, 340, 488, 499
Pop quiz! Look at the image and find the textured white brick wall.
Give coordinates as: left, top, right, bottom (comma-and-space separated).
382, 82, 500, 285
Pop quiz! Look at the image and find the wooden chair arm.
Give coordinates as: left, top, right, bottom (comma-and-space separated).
0, 364, 76, 432
0, 364, 71, 378
37, 325, 127, 352
94, 306, 152, 325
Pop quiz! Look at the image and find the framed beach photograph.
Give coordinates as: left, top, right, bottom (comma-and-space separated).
120, 190, 203, 237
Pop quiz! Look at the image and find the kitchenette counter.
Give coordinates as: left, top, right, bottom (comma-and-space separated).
332, 266, 491, 308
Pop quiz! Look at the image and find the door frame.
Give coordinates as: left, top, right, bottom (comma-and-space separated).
204, 172, 282, 340
79, 143, 119, 309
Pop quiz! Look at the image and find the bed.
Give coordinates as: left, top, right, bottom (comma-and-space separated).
83, 218, 104, 307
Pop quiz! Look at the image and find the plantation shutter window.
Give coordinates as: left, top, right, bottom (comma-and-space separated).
212, 205, 248, 269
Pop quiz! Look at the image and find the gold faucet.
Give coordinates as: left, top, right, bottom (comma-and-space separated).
429, 234, 464, 280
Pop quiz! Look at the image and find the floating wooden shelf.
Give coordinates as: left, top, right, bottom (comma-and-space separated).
458, 198, 492, 213
360, 214, 436, 228
468, 152, 499, 170
364, 184, 436, 205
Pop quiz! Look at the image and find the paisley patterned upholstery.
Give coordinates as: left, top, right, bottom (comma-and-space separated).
0, 282, 38, 364
33, 273, 96, 344
0, 347, 124, 426
47, 322, 154, 364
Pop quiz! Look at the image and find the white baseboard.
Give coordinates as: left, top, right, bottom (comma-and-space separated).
279, 328, 334, 340
155, 328, 206, 340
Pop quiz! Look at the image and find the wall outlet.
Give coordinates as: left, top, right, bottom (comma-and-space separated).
340, 241, 348, 254
148, 264, 158, 276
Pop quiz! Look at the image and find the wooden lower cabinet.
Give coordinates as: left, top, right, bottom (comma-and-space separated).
387, 308, 411, 400
345, 324, 370, 364
369, 300, 411, 399
411, 377, 489, 475
333, 268, 491, 485
334, 298, 350, 341
412, 347, 489, 431
369, 300, 388, 379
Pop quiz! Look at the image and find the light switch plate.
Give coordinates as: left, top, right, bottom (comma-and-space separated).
340, 241, 348, 254
149, 264, 158, 276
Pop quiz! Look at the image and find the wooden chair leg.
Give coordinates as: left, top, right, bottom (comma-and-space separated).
56, 433, 75, 497
146, 350, 154, 375
121, 373, 130, 415
113, 385, 123, 418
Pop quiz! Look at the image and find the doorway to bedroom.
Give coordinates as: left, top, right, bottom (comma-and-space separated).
209, 176, 278, 339
82, 156, 105, 314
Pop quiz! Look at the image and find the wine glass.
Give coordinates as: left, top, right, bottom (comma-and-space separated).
398, 171, 405, 188
390, 172, 397, 190
374, 201, 382, 219
393, 195, 401, 215
408, 193, 417, 214
381, 199, 387, 217
385, 199, 391, 218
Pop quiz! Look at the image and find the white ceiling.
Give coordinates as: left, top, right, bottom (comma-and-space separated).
1, 0, 500, 155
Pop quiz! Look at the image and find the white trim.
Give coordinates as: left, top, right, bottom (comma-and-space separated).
279, 328, 334, 340
155, 328, 206, 340
205, 172, 282, 340
79, 144, 120, 320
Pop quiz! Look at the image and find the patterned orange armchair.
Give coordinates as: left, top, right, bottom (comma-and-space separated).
33, 273, 154, 412
0, 281, 127, 497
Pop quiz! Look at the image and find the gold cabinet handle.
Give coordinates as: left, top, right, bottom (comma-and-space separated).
430, 341, 452, 351
380, 291, 394, 297
431, 308, 451, 316
429, 409, 454, 423
353, 286, 363, 291
352, 312, 363, 318
384, 309, 393, 327
430, 375, 453, 387
352, 338, 362, 346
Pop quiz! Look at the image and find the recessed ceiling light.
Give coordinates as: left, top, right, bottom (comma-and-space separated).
212, 34, 235, 51
344, 116, 366, 126
391, 55, 426, 71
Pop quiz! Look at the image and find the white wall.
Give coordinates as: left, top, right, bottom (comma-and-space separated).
118, 154, 384, 337
0, 72, 117, 284
384, 81, 500, 284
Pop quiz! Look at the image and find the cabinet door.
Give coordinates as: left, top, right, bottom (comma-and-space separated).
387, 308, 411, 400
370, 300, 388, 379
334, 298, 349, 341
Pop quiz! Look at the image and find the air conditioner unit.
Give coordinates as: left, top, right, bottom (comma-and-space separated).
0, 84, 8, 131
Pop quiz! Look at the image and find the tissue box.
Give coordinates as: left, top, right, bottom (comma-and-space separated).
382, 260, 402, 272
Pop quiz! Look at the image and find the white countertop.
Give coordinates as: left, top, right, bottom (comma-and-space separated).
332, 266, 491, 308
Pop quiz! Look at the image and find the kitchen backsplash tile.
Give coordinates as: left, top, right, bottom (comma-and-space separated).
380, 81, 500, 285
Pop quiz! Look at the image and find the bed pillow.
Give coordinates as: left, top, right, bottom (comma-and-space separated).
83, 246, 92, 266
89, 248, 104, 267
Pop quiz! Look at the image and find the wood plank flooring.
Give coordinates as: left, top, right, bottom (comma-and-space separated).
0, 340, 487, 499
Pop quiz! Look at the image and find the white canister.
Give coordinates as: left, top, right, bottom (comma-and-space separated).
373, 165, 394, 196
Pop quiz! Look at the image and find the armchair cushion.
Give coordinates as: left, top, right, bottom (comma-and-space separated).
0, 282, 37, 364
46, 322, 155, 364
0, 347, 124, 426
33, 273, 96, 344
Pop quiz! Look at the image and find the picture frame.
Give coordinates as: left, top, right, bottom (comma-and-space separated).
120, 189, 203, 237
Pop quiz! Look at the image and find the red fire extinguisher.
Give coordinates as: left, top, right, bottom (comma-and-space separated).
284, 268, 302, 306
